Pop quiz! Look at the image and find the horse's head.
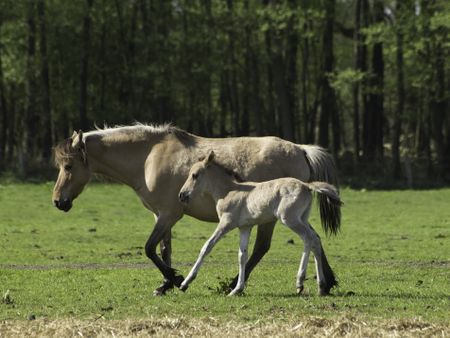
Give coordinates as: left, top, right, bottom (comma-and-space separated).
52, 130, 91, 212
179, 151, 215, 204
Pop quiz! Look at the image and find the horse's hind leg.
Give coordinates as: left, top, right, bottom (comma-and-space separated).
180, 221, 234, 292
228, 221, 276, 290
229, 227, 252, 296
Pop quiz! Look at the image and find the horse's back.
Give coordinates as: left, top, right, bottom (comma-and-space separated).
204, 136, 310, 182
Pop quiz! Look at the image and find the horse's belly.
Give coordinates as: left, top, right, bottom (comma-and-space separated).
184, 197, 219, 223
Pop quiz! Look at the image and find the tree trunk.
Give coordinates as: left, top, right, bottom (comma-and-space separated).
19, 1, 37, 175
79, 0, 94, 131
431, 41, 446, 177
203, 0, 214, 136
301, 18, 310, 143
319, 0, 337, 150
264, 16, 276, 135
37, 0, 53, 159
0, 23, 5, 166
226, 0, 240, 136
155, 0, 172, 123
352, 0, 363, 161
364, 0, 384, 161
0, 43, 7, 170
242, 0, 251, 136
392, 1, 405, 179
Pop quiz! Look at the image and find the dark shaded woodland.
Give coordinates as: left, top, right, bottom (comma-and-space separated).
0, 0, 449, 185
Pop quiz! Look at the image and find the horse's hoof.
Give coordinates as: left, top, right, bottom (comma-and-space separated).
179, 283, 188, 292
319, 288, 330, 296
153, 289, 165, 296
173, 275, 185, 288
296, 286, 304, 295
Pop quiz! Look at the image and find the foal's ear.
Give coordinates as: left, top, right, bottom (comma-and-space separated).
205, 151, 215, 165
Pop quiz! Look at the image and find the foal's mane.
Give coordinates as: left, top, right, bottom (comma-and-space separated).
53, 123, 196, 166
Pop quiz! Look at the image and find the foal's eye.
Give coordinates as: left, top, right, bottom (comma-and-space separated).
64, 165, 72, 171
192, 173, 198, 179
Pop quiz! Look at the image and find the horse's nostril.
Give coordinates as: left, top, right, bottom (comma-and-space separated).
179, 191, 189, 203
53, 200, 59, 207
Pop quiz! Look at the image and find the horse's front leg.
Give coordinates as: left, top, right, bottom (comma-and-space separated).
153, 230, 174, 296
145, 213, 183, 296
228, 221, 275, 290
180, 221, 233, 292
229, 227, 252, 296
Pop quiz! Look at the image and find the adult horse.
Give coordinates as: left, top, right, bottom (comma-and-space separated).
52, 124, 339, 295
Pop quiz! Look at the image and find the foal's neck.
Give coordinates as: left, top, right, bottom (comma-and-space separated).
206, 166, 240, 202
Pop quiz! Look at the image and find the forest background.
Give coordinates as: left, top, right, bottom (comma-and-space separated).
0, 0, 449, 187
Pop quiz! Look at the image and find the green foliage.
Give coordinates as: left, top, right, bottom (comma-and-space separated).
0, 0, 449, 178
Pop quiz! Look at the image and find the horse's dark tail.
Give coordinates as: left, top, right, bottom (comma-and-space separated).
306, 181, 343, 236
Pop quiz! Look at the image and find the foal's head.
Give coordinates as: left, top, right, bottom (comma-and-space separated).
179, 151, 216, 204
52, 130, 91, 212
179, 151, 244, 204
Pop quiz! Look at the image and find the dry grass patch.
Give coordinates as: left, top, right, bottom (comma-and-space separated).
0, 316, 448, 337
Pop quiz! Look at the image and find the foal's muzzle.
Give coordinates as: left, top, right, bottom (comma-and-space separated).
178, 191, 190, 204
53, 198, 73, 212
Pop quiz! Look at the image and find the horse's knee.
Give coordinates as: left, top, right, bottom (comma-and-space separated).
145, 239, 158, 260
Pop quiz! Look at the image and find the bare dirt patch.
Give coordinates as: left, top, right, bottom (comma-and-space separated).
0, 316, 448, 337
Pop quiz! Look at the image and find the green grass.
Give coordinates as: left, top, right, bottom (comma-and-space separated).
0, 183, 449, 323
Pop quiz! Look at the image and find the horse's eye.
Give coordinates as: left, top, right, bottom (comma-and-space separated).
192, 173, 198, 179
64, 165, 72, 171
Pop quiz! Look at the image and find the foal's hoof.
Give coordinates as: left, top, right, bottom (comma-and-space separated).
296, 286, 304, 295
173, 275, 185, 288
227, 289, 244, 296
179, 283, 189, 292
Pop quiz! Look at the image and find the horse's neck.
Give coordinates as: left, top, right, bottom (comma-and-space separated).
86, 134, 150, 190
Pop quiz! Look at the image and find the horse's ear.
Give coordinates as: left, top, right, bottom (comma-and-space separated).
205, 151, 215, 165
72, 130, 84, 150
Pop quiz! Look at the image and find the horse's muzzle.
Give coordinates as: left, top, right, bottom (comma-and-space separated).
178, 191, 190, 204
53, 198, 72, 212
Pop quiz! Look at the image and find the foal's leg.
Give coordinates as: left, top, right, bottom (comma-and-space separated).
282, 219, 311, 294
228, 221, 276, 290
296, 241, 311, 295
229, 227, 252, 296
145, 212, 184, 296
307, 223, 338, 295
180, 221, 234, 291
292, 221, 337, 296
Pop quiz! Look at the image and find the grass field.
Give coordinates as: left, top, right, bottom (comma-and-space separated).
0, 183, 449, 336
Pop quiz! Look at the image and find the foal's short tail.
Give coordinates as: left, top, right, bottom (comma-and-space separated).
306, 182, 342, 236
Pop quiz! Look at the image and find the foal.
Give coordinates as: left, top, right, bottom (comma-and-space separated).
178, 151, 342, 296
